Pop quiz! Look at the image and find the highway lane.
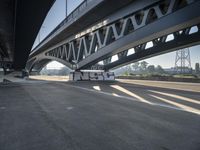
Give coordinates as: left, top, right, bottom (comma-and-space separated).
117, 79, 200, 92
0, 80, 200, 150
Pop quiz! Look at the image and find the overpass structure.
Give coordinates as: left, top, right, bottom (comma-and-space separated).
27, 0, 200, 73
0, 0, 55, 72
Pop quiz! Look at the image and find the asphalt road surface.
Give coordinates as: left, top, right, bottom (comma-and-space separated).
0, 80, 200, 150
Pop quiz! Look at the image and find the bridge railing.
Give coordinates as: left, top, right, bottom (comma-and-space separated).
32, 0, 95, 52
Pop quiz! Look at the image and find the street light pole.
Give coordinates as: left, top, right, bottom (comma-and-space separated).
66, 0, 68, 17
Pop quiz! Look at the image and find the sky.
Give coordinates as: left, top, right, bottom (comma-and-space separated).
145, 45, 200, 68
33, 0, 200, 69
32, 0, 84, 48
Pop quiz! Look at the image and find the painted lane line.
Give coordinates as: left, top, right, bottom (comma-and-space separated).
112, 93, 120, 97
149, 90, 200, 105
150, 94, 200, 115
110, 85, 152, 104
118, 79, 200, 93
68, 84, 141, 102
93, 86, 101, 91
64, 84, 197, 114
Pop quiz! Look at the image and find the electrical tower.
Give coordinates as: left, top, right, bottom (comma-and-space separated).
174, 48, 192, 74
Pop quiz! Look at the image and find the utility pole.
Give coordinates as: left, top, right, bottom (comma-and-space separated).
66, 0, 68, 17
174, 48, 191, 74
195, 63, 200, 74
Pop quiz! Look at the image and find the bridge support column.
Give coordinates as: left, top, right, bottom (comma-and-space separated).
2, 67, 7, 75
69, 71, 115, 81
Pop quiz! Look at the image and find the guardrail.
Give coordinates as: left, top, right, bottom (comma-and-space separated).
32, 0, 95, 51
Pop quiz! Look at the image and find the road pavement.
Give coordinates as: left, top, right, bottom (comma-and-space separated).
0, 80, 200, 150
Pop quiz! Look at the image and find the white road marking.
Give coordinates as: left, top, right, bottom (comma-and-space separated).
110, 85, 152, 104
118, 79, 200, 93
93, 86, 101, 91
65, 84, 199, 115
150, 94, 200, 115
66, 106, 74, 110
149, 90, 200, 105
112, 93, 120, 97
0, 106, 6, 110
67, 84, 146, 103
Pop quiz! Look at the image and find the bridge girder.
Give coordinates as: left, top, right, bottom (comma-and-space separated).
0, 0, 55, 71
103, 24, 200, 70
27, 0, 200, 72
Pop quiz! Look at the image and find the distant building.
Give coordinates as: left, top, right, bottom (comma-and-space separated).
173, 67, 193, 74
164, 67, 192, 74
164, 68, 175, 74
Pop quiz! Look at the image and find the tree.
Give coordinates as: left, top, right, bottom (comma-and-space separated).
123, 71, 129, 76
147, 65, 155, 73
156, 65, 165, 74
126, 65, 132, 74
131, 62, 140, 71
140, 61, 148, 71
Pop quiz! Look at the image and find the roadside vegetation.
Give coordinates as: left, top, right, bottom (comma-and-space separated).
114, 61, 200, 82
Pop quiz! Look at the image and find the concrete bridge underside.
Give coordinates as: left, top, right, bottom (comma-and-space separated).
0, 0, 55, 71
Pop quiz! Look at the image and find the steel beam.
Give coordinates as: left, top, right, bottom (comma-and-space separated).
27, 0, 200, 72
104, 25, 200, 70
77, 1, 200, 69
